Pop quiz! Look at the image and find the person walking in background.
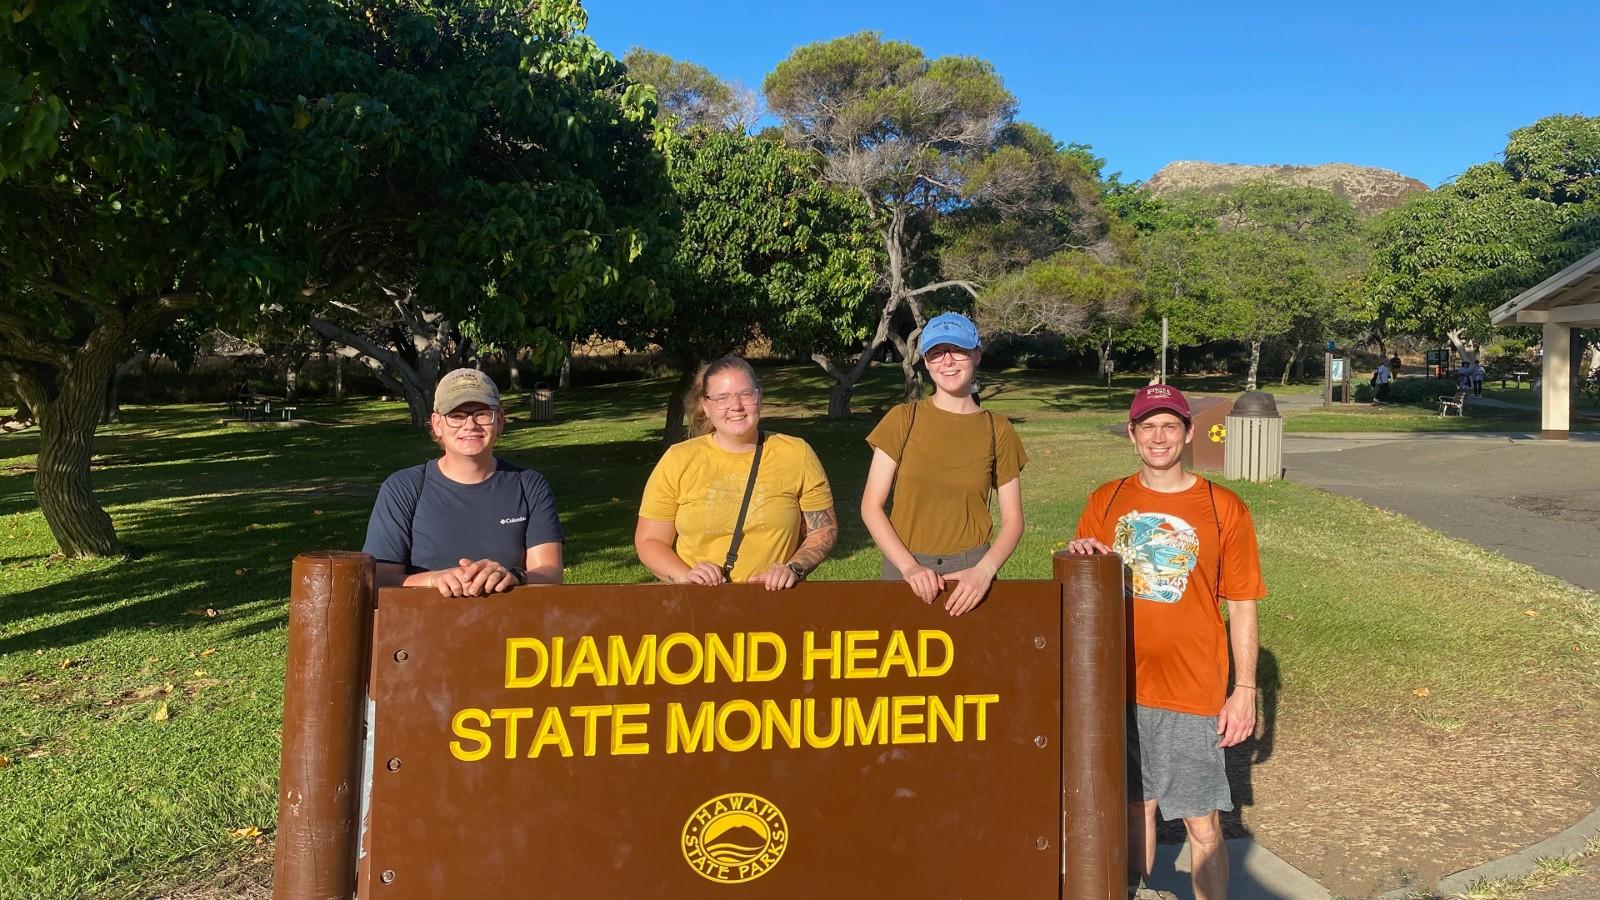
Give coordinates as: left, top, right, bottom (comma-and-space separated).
1372, 358, 1393, 404
635, 356, 837, 589
1067, 384, 1266, 900
364, 368, 564, 596
1470, 359, 1486, 397
861, 312, 1027, 617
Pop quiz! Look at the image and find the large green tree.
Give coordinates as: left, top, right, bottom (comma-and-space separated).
290, 1, 670, 425
605, 127, 881, 442
1132, 183, 1365, 387
764, 32, 1015, 413
1370, 114, 1600, 357
622, 48, 753, 133
0, 0, 669, 556
949, 124, 1135, 367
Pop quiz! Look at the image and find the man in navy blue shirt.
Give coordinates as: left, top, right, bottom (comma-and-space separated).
363, 368, 564, 596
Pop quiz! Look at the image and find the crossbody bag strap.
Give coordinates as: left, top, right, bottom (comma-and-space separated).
721, 431, 767, 579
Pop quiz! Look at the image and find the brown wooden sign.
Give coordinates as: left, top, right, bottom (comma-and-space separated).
273, 553, 1126, 900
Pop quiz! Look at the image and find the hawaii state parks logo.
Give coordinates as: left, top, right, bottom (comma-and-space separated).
681, 792, 788, 884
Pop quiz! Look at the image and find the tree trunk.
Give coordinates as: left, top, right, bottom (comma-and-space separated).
308, 315, 441, 426
888, 331, 922, 401
663, 364, 699, 445
101, 372, 120, 425
1246, 340, 1262, 391
827, 379, 852, 418
809, 283, 903, 418
15, 327, 128, 557
1171, 344, 1181, 377
1281, 339, 1304, 386
559, 355, 571, 390
508, 353, 523, 391
285, 363, 298, 400
334, 351, 344, 402
1445, 329, 1474, 363
101, 351, 147, 425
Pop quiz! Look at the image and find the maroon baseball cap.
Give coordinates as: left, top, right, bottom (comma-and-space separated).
1129, 384, 1191, 422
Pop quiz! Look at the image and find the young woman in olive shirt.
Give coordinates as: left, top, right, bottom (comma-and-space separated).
860, 313, 1027, 616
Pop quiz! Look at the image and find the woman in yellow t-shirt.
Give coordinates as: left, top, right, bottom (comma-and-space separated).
635, 356, 838, 589
861, 313, 1027, 616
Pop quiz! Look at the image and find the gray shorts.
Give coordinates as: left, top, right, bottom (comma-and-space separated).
878, 544, 990, 579
1127, 704, 1233, 821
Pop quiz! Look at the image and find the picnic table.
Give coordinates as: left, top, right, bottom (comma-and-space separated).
229, 393, 297, 421
1497, 370, 1532, 389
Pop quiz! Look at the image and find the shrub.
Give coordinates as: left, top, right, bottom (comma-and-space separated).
1355, 377, 1460, 404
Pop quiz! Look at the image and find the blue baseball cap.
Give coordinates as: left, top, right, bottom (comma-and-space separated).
917, 312, 982, 355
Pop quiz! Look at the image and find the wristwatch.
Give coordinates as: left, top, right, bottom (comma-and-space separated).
785, 562, 806, 581
509, 566, 527, 585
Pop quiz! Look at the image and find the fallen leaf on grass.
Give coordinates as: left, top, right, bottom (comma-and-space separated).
228, 825, 262, 840
1413, 687, 1431, 698
183, 608, 218, 618
150, 701, 170, 722
200, 648, 217, 657
235, 568, 249, 576
1523, 609, 1539, 617
193, 669, 208, 677
0, 756, 10, 768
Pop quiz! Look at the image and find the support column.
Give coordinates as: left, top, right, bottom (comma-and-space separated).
1055, 551, 1128, 900
274, 552, 376, 900
1541, 323, 1571, 439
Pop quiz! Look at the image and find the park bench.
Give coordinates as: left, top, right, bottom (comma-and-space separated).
1437, 391, 1466, 417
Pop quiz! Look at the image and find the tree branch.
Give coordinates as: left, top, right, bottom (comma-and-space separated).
904, 279, 980, 300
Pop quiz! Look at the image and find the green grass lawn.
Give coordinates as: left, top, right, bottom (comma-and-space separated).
1, 365, 1596, 899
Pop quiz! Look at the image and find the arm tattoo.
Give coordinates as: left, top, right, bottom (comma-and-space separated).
789, 508, 839, 574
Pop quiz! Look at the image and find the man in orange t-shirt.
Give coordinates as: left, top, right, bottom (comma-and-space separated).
1069, 385, 1265, 900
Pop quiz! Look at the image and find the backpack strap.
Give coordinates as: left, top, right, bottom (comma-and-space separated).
899, 400, 918, 459
987, 411, 998, 490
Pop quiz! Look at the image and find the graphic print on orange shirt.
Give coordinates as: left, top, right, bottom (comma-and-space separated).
1113, 510, 1200, 605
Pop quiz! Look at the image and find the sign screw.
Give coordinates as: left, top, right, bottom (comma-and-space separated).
393, 649, 409, 662
380, 870, 396, 884
1035, 836, 1050, 850
386, 757, 402, 772
1034, 734, 1048, 748
1033, 636, 1047, 649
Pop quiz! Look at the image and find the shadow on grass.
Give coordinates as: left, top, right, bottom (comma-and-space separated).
0, 401, 894, 654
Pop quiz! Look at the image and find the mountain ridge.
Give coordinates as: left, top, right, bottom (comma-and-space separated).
1144, 161, 1430, 215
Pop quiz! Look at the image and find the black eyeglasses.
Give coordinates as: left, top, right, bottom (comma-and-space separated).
924, 347, 973, 364
442, 409, 498, 427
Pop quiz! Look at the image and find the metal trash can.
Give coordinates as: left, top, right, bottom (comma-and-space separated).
529, 383, 555, 423
1223, 391, 1283, 482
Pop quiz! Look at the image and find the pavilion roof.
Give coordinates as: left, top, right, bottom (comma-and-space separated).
1491, 246, 1600, 327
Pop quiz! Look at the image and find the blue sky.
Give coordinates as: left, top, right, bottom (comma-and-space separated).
586, 0, 1596, 188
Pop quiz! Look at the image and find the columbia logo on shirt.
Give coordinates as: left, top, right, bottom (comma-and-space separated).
500, 516, 528, 526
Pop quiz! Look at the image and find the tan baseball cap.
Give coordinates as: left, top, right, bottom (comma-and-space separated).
433, 368, 501, 414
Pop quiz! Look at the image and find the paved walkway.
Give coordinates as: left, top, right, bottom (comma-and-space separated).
1281, 430, 1600, 592
1146, 839, 1331, 899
